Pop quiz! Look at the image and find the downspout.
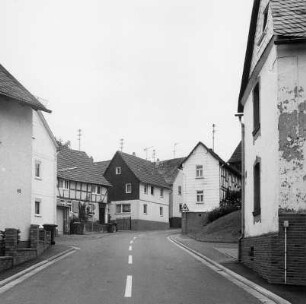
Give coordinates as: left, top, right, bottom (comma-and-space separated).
283, 220, 289, 284
236, 113, 245, 262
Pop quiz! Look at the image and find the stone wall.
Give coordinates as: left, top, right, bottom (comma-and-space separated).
181, 212, 208, 234
240, 213, 306, 286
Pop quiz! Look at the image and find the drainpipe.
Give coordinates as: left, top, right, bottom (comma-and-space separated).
283, 220, 289, 284
235, 113, 245, 262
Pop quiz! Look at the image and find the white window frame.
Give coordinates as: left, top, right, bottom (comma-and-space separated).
151, 186, 154, 195
115, 167, 121, 175
64, 180, 70, 190
34, 199, 41, 216
160, 188, 164, 198
144, 184, 148, 194
178, 185, 182, 195
116, 203, 131, 214
143, 204, 148, 215
126, 183, 132, 193
35, 160, 41, 179
196, 190, 204, 203
196, 165, 203, 178
160, 206, 163, 217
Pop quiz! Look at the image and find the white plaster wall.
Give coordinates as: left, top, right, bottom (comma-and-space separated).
109, 199, 169, 223
244, 45, 279, 237
139, 183, 170, 205
138, 200, 169, 223
31, 111, 57, 227
0, 98, 32, 240
171, 170, 184, 218
250, 0, 274, 76
277, 44, 306, 212
181, 145, 220, 212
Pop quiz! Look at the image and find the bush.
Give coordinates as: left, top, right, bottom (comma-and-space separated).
207, 204, 240, 224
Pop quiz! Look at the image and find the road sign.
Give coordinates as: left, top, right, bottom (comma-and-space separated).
181, 203, 189, 212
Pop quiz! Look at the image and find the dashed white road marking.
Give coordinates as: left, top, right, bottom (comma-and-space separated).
128, 255, 133, 264
129, 245, 132, 251
124, 275, 132, 297
130, 240, 133, 244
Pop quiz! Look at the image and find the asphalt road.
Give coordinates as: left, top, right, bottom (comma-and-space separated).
1, 231, 261, 304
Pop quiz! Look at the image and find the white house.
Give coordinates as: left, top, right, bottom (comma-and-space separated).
180, 142, 241, 233
31, 111, 58, 228
103, 151, 171, 230
238, 0, 306, 285
0, 64, 51, 240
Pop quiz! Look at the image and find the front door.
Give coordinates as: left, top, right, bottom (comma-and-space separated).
99, 205, 106, 224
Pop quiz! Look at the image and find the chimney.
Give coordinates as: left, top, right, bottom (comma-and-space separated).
132, 152, 136, 156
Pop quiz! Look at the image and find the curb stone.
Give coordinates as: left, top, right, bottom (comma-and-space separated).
0, 247, 76, 289
169, 235, 291, 304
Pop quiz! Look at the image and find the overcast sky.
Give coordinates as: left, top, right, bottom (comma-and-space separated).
1, 0, 253, 162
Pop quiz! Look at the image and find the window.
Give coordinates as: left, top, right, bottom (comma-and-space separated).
179, 204, 183, 212
58, 179, 63, 188
116, 204, 131, 213
253, 82, 260, 136
178, 186, 182, 195
160, 206, 163, 217
144, 184, 148, 194
143, 204, 147, 214
160, 188, 164, 198
115, 167, 121, 175
253, 160, 261, 216
126, 183, 132, 193
64, 180, 70, 189
35, 160, 41, 179
196, 190, 204, 203
151, 186, 154, 195
97, 186, 101, 194
262, 5, 269, 32
35, 199, 41, 215
196, 165, 203, 178
92, 185, 101, 194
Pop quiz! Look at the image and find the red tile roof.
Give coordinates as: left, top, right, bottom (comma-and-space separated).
0, 64, 51, 113
228, 142, 242, 164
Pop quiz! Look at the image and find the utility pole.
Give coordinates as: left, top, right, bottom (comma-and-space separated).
152, 149, 156, 162
212, 124, 216, 151
77, 129, 82, 151
120, 138, 124, 152
144, 146, 153, 160
173, 143, 178, 158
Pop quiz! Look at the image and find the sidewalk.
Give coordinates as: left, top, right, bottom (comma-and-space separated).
172, 234, 306, 304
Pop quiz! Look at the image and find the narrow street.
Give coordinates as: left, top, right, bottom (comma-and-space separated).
0, 231, 262, 304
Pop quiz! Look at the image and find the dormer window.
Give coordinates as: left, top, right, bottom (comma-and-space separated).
116, 167, 121, 175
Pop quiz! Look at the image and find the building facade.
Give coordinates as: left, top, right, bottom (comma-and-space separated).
104, 151, 170, 230
0, 64, 51, 240
31, 111, 58, 228
238, 0, 306, 286
180, 142, 241, 234
57, 147, 111, 234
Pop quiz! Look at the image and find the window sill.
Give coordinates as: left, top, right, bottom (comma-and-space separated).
196, 202, 204, 204
35, 177, 42, 181
195, 177, 204, 180
35, 214, 42, 218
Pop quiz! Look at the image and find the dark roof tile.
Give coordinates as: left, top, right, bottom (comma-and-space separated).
0, 64, 51, 113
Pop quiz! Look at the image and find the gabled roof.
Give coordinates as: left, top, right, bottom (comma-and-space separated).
114, 151, 170, 189
57, 147, 111, 187
36, 111, 58, 148
180, 142, 241, 177
228, 142, 242, 164
94, 160, 111, 175
0, 64, 51, 113
156, 157, 185, 185
238, 0, 306, 112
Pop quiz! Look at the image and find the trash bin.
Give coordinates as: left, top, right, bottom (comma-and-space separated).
43, 224, 58, 245
107, 223, 117, 233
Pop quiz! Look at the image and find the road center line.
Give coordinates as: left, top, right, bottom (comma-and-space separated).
124, 275, 132, 297
129, 245, 132, 251
128, 255, 133, 264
